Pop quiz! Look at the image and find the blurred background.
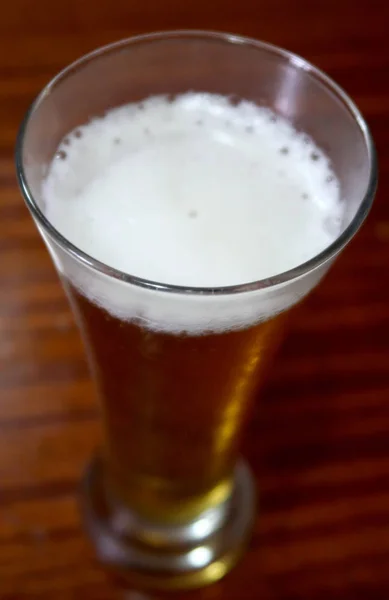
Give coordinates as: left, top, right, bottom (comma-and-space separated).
0, 0, 388, 599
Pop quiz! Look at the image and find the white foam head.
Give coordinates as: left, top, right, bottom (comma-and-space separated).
42, 93, 344, 333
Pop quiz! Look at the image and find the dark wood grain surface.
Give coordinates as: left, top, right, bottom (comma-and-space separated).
0, 1, 388, 598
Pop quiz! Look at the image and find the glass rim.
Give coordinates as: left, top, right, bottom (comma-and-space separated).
15, 29, 378, 297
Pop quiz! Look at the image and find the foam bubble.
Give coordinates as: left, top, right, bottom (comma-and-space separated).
42, 93, 344, 333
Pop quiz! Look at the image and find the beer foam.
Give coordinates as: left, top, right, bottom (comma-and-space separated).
42, 93, 344, 333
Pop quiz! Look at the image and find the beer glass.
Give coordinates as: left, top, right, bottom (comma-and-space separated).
16, 31, 377, 590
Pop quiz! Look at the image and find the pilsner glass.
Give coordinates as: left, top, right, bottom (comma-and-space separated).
16, 31, 377, 590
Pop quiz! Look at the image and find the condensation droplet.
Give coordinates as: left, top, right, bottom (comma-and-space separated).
311, 152, 320, 161
280, 146, 289, 155
188, 210, 198, 218
74, 129, 83, 139
114, 137, 121, 145
246, 125, 254, 134
63, 138, 70, 146
56, 150, 67, 160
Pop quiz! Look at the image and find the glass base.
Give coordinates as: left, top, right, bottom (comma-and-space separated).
81, 457, 256, 591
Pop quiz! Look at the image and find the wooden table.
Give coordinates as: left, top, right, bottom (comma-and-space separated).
0, 1, 388, 598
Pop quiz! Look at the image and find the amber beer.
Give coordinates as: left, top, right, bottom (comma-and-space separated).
42, 89, 344, 546
69, 284, 284, 523
17, 32, 375, 589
